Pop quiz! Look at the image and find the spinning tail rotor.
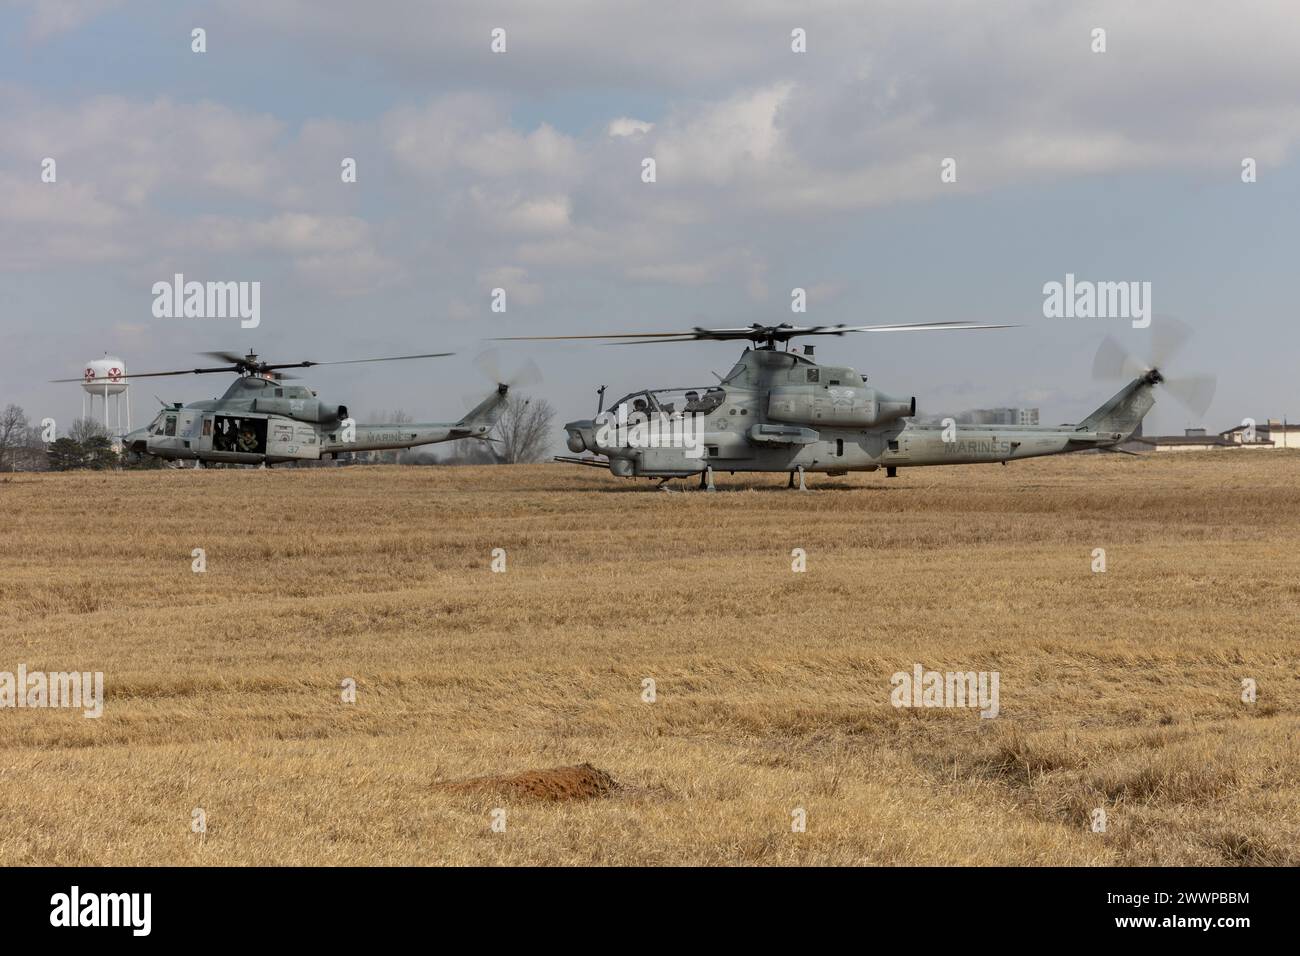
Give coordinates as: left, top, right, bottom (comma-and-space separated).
472, 349, 543, 392
1092, 317, 1216, 418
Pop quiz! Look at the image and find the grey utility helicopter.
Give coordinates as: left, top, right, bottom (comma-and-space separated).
53, 349, 513, 467
500, 320, 1214, 489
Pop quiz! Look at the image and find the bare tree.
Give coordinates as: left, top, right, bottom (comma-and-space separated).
68, 417, 112, 444
0, 404, 29, 472
495, 394, 556, 464
58, 418, 117, 470
19, 422, 49, 471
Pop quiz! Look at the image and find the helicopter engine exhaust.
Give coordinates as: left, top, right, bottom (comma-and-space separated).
251, 397, 349, 423
767, 386, 915, 428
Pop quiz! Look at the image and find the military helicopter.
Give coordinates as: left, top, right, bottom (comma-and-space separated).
52, 349, 514, 467
498, 320, 1214, 489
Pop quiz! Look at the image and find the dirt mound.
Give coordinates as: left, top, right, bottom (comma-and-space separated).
434, 762, 619, 803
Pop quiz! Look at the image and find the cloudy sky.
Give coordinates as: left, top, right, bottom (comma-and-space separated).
4, 0, 1299, 436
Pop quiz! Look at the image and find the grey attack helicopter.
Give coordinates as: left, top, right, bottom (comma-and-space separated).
499, 319, 1214, 489
52, 349, 516, 467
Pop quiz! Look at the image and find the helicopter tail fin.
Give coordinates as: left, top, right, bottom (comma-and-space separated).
455, 383, 510, 433
1076, 373, 1158, 441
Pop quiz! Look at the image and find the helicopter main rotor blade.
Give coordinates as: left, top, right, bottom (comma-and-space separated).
493, 331, 710, 341
831, 321, 1017, 334
50, 365, 239, 382
493, 326, 846, 343
299, 352, 454, 368
201, 350, 250, 365
608, 322, 1020, 344
494, 321, 1015, 345
53, 350, 452, 383
200, 350, 454, 371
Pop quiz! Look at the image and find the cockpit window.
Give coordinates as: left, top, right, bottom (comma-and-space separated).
608, 387, 726, 418
608, 392, 644, 413
689, 388, 725, 415
163, 415, 177, 437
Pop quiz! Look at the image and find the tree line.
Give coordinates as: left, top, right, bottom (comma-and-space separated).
0, 404, 162, 472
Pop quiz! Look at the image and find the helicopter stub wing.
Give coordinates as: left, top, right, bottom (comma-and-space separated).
554, 454, 610, 468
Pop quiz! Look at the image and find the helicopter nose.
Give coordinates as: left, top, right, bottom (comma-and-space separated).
565, 421, 592, 453
123, 427, 150, 453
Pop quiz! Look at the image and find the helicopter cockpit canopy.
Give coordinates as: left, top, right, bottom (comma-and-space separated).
606, 387, 725, 417
146, 409, 176, 436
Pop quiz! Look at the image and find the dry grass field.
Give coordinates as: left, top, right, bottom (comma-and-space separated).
1, 452, 1297, 866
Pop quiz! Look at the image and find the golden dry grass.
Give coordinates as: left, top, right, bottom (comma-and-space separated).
0, 452, 1297, 865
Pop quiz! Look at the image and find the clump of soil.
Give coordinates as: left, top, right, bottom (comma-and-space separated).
434, 762, 619, 803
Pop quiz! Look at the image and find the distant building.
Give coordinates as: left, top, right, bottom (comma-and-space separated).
1122, 433, 1240, 452
1112, 416, 1300, 453
1219, 419, 1300, 449
1116, 423, 1220, 452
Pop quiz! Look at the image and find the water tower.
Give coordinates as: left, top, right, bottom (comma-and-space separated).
81, 354, 131, 441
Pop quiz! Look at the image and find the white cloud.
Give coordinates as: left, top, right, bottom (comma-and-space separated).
0, 93, 297, 207
20, 0, 122, 41
654, 84, 793, 187
0, 171, 120, 227
0, 171, 125, 269
469, 190, 573, 236
478, 265, 544, 306
185, 211, 376, 256
383, 95, 580, 180
180, 214, 399, 293
8, 3, 1300, 318
608, 118, 653, 137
